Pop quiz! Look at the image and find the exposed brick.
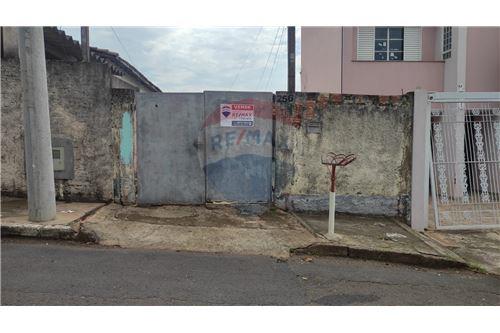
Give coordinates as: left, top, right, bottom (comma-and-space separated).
332, 94, 343, 104
354, 95, 366, 105
305, 100, 316, 119
378, 96, 390, 105
390, 95, 402, 105
292, 104, 302, 129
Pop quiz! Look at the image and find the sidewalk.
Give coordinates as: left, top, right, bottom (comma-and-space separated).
1, 197, 105, 241
425, 229, 500, 275
292, 213, 468, 269
1, 197, 317, 259
79, 203, 317, 258
2, 196, 495, 272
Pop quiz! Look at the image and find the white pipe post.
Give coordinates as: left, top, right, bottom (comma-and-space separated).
327, 191, 336, 237
17, 27, 57, 221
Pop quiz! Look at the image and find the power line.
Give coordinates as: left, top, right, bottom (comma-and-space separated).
230, 27, 263, 90
265, 27, 286, 91
257, 27, 281, 90
264, 27, 285, 90
109, 27, 134, 63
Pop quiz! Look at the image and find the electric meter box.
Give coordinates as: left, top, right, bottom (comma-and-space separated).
52, 137, 74, 180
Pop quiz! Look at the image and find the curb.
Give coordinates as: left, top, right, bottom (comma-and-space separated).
1, 204, 105, 243
1, 223, 99, 243
291, 242, 468, 269
391, 219, 480, 270
289, 213, 469, 270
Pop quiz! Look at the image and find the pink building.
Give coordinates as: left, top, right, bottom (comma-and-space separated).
301, 27, 500, 95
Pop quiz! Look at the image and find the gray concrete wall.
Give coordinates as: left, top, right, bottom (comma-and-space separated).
274, 92, 413, 218
1, 58, 114, 201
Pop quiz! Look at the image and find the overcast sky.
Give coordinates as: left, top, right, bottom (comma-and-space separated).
61, 27, 301, 92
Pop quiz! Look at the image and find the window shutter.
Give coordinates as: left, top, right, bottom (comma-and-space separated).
357, 27, 375, 61
403, 27, 422, 61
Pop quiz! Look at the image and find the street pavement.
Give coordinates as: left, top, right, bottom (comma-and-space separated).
1, 238, 499, 305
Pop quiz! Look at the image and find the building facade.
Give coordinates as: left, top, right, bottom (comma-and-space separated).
301, 27, 500, 95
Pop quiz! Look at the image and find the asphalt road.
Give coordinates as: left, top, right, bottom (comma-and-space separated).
1, 238, 499, 305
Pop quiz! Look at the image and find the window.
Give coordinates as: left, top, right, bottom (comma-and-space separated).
442, 27, 452, 60
374, 27, 404, 61
357, 27, 421, 61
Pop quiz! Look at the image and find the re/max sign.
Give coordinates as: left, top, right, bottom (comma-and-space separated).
220, 104, 255, 127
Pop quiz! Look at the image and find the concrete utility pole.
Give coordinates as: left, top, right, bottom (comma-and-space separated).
81, 27, 90, 62
17, 27, 56, 221
287, 26, 295, 93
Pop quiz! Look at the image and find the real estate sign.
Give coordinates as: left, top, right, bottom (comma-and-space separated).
220, 104, 255, 127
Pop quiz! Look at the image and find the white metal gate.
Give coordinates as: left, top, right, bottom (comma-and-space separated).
428, 92, 500, 230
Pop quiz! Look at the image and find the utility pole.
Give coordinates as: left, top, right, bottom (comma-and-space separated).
287, 26, 295, 93
81, 27, 90, 62
17, 27, 56, 221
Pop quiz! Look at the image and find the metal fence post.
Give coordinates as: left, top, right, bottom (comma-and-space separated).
411, 89, 431, 231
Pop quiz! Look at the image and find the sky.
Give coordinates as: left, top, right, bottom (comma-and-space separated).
60, 27, 301, 93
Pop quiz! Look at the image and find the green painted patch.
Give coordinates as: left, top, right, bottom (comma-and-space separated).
120, 112, 133, 165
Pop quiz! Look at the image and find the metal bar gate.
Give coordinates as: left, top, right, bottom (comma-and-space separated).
428, 92, 500, 230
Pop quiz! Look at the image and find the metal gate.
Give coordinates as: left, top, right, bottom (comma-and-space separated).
204, 91, 273, 203
136, 91, 273, 205
136, 92, 205, 204
428, 92, 500, 230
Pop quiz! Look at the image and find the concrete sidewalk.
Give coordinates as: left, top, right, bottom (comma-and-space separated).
1, 197, 317, 258
1, 197, 105, 241
80, 203, 318, 258
292, 213, 468, 269
2, 196, 497, 272
425, 230, 500, 275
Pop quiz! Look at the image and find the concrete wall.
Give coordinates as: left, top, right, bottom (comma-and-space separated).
466, 27, 500, 92
274, 92, 413, 218
301, 27, 342, 93
301, 26, 500, 94
300, 27, 445, 94
342, 27, 444, 95
1, 58, 115, 201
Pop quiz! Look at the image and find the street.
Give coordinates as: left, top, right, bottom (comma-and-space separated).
1, 238, 499, 305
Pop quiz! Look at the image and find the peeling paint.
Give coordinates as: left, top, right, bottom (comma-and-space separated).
112, 89, 137, 205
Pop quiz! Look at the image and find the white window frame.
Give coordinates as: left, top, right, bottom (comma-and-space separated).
374, 27, 404, 61
442, 27, 452, 60
357, 27, 422, 62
